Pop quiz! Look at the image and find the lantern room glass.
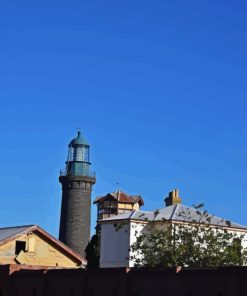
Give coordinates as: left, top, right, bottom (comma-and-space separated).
68, 145, 89, 163
68, 147, 74, 161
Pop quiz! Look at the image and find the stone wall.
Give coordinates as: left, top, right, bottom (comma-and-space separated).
59, 175, 95, 257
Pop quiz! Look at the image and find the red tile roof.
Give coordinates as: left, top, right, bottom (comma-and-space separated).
93, 191, 144, 206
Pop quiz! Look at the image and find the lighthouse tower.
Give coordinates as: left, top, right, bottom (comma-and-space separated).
59, 131, 96, 257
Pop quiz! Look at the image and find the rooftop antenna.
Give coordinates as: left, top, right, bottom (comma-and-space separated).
115, 182, 120, 191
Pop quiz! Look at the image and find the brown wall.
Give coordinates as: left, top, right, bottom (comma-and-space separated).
0, 266, 247, 296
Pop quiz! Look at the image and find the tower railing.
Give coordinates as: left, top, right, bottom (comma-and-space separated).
60, 170, 96, 178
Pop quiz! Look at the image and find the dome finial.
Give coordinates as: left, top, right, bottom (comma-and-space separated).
69, 129, 89, 146
76, 127, 81, 138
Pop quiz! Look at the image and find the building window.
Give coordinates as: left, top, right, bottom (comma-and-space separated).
15, 241, 26, 255
98, 208, 117, 215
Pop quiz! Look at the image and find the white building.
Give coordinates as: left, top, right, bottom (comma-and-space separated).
99, 190, 247, 268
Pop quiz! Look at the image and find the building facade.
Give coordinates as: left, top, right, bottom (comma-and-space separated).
0, 225, 86, 268
59, 131, 96, 257
99, 189, 247, 268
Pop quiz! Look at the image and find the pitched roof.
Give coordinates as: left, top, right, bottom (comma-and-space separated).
99, 204, 247, 230
0, 225, 87, 266
93, 190, 144, 206
0, 225, 33, 243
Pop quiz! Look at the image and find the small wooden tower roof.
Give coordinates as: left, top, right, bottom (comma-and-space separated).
93, 190, 144, 206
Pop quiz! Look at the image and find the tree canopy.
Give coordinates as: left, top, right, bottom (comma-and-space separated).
85, 233, 100, 268
130, 205, 247, 268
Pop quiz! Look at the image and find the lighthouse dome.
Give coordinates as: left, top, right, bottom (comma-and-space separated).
69, 131, 89, 146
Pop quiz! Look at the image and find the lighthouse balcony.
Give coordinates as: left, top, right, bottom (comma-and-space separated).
60, 169, 96, 178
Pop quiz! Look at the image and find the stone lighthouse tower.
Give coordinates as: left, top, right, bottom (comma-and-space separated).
59, 131, 96, 257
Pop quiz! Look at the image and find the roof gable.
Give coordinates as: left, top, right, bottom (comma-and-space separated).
0, 225, 87, 266
94, 190, 144, 205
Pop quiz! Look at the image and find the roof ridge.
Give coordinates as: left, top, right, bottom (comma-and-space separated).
129, 210, 136, 219
170, 204, 179, 220
136, 209, 153, 214
34, 225, 86, 264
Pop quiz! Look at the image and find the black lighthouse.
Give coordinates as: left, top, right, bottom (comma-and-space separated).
59, 131, 96, 257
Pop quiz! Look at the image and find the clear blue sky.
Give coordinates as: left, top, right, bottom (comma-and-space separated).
0, 0, 246, 237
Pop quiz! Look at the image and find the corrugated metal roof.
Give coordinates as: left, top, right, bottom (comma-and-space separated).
99, 204, 247, 230
0, 225, 34, 243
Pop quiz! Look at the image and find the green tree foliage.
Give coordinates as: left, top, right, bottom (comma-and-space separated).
85, 234, 100, 268
130, 205, 247, 268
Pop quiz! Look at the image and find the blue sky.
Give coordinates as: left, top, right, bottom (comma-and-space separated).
0, 0, 246, 236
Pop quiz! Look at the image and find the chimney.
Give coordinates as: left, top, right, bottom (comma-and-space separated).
164, 189, 182, 207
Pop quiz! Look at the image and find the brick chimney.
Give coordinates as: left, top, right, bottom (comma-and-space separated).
164, 189, 182, 207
